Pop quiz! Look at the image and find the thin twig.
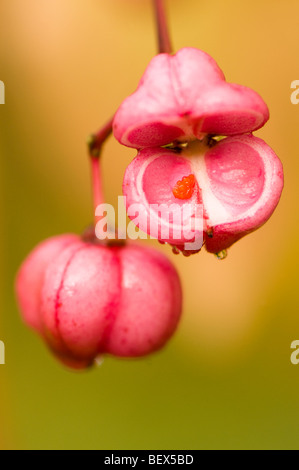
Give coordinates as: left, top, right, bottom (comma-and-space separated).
152, 0, 172, 54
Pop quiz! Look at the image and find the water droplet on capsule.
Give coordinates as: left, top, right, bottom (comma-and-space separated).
215, 250, 228, 260
94, 356, 104, 367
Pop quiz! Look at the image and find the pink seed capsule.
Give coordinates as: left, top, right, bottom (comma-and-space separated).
122, 135, 283, 255
15, 235, 182, 369
113, 47, 269, 149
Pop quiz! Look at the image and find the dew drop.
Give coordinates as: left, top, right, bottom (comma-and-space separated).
215, 250, 228, 260
172, 246, 180, 255
94, 355, 104, 367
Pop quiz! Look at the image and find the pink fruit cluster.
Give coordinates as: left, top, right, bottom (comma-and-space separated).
16, 234, 182, 369
113, 48, 284, 255
15, 43, 284, 370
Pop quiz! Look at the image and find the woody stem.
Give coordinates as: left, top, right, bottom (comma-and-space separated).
152, 0, 173, 54
88, 116, 114, 228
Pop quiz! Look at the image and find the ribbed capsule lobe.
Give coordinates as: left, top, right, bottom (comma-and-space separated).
15, 235, 182, 369
105, 244, 182, 357
15, 234, 80, 333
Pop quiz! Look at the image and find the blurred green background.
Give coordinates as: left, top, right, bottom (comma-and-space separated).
1, 0, 299, 450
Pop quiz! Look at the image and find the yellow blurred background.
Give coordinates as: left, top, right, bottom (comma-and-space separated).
1, 0, 299, 450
